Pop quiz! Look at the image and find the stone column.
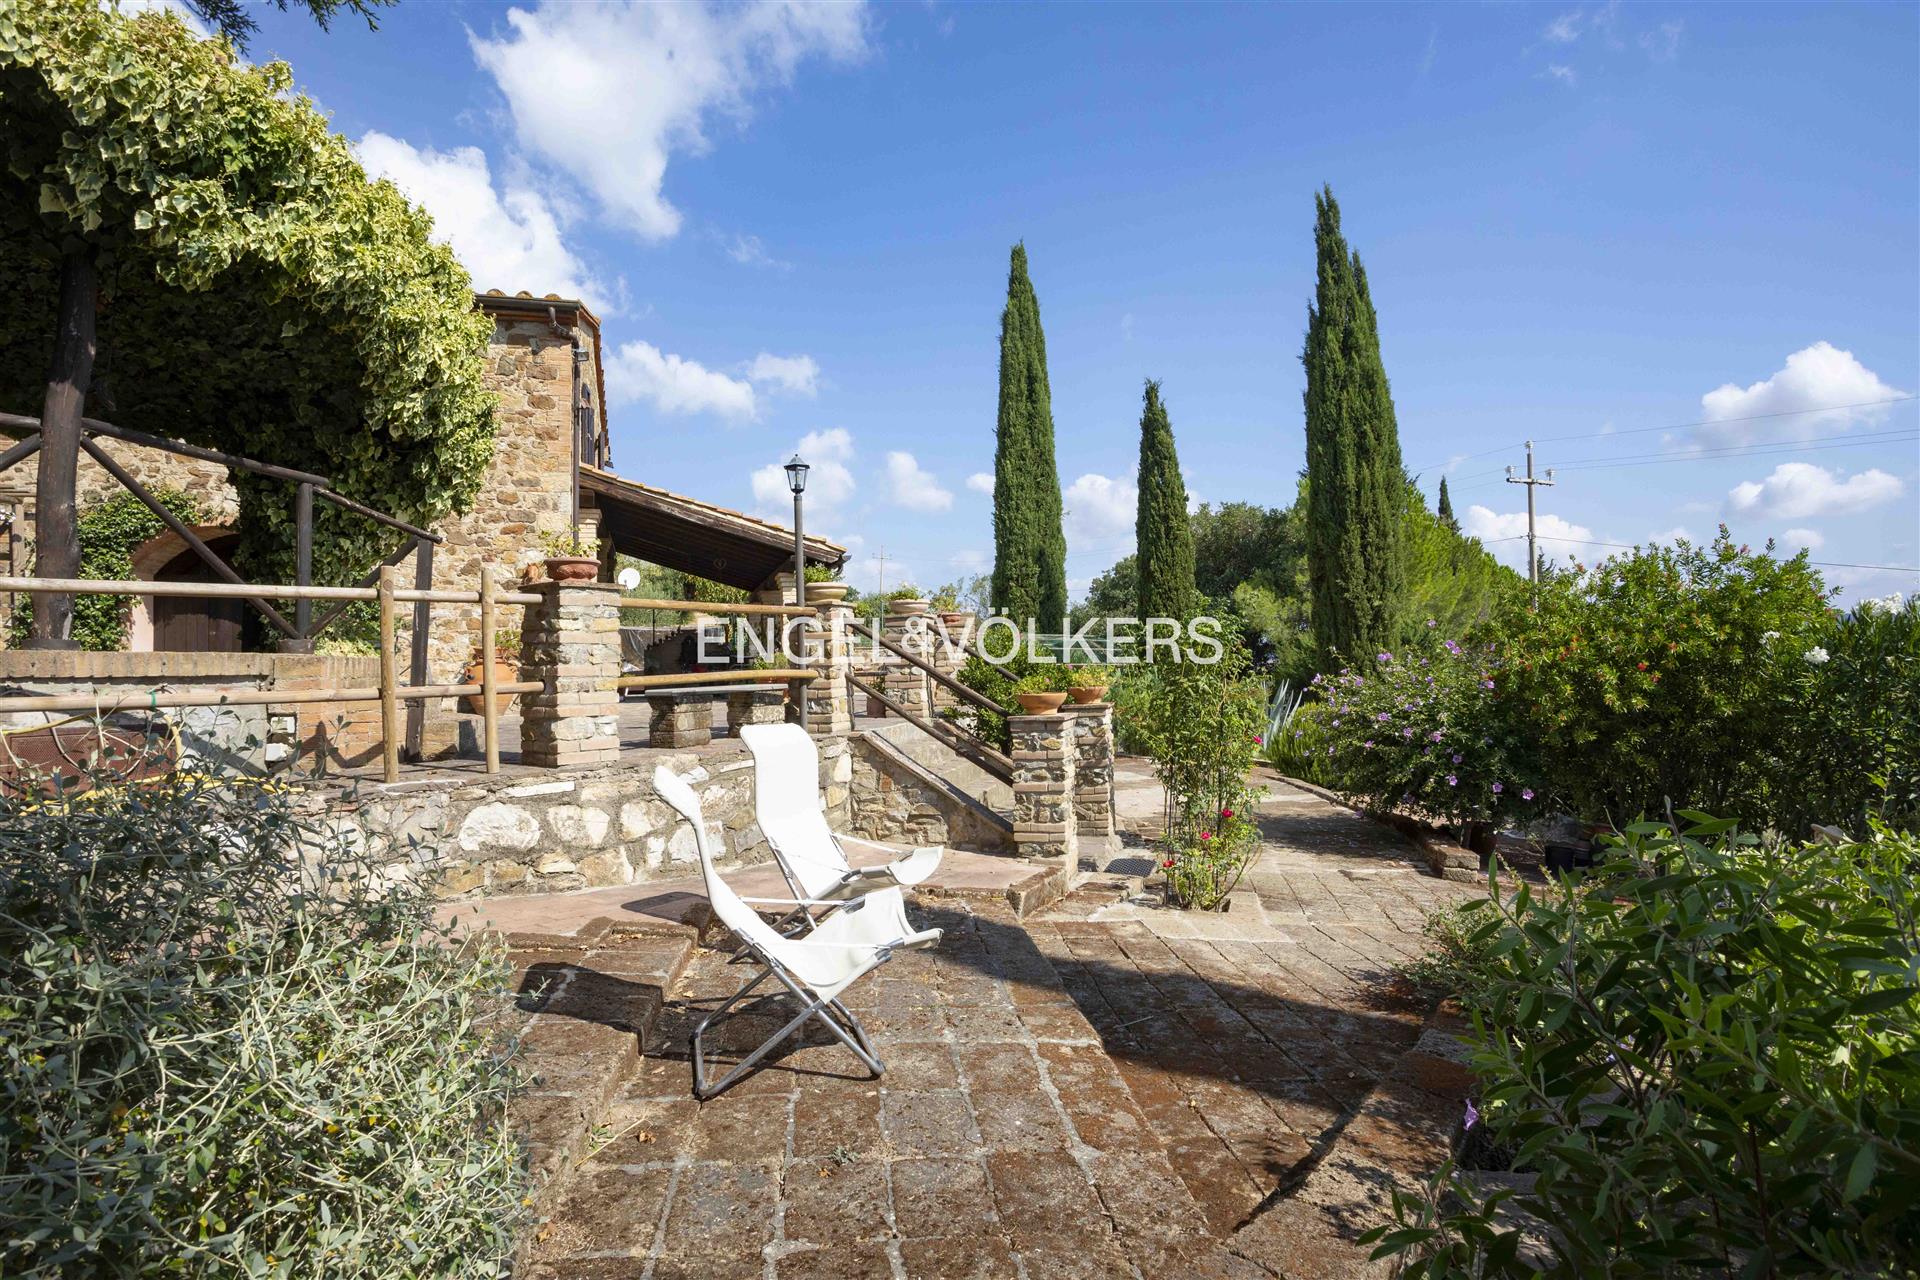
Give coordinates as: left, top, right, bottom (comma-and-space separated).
1010, 711, 1077, 863
804, 599, 855, 822
518, 579, 621, 769
1065, 702, 1117, 853
881, 606, 932, 719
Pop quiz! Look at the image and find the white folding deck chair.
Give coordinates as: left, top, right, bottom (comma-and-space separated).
740, 722, 944, 936
652, 765, 942, 1101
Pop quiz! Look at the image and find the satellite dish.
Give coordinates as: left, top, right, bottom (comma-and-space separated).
616, 566, 641, 591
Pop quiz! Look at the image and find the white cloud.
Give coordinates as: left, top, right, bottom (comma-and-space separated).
1542, 10, 1583, 43
965, 472, 995, 496
605, 340, 757, 419
1699, 342, 1907, 447
1781, 527, 1825, 551
1542, 64, 1578, 86
1641, 20, 1683, 61
1725, 463, 1903, 521
1646, 525, 1694, 548
1064, 472, 1137, 547
470, 2, 869, 241
724, 233, 788, 270
751, 428, 856, 530
744, 353, 820, 397
884, 452, 953, 512
948, 548, 988, 575
356, 132, 611, 310
1462, 505, 1600, 571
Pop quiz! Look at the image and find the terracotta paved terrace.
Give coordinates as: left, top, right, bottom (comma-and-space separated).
493, 773, 1481, 1279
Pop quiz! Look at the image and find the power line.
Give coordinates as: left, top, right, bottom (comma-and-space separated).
1485, 532, 1920, 575
1449, 430, 1918, 494
1412, 395, 1917, 475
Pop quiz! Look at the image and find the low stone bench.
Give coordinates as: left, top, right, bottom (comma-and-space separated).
645, 684, 788, 748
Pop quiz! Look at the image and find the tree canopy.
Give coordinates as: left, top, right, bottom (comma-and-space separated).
989, 243, 1068, 627
0, 0, 494, 584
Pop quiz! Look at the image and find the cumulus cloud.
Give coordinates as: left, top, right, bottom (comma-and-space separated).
751, 428, 856, 530
1725, 463, 1903, 521
605, 340, 757, 420
1462, 505, 1600, 571
745, 353, 820, 397
470, 1, 869, 241
885, 452, 953, 512
1781, 527, 1825, 551
1699, 342, 1907, 447
356, 132, 611, 310
1064, 472, 1137, 547
724, 233, 788, 269
965, 472, 995, 496
118, 0, 212, 37
1645, 526, 1695, 548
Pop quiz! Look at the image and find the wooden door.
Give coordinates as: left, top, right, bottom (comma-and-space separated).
150, 540, 249, 652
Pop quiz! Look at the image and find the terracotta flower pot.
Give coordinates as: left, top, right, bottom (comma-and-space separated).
1015, 691, 1069, 714
544, 556, 600, 583
939, 611, 970, 629
461, 652, 520, 716
1067, 685, 1108, 704
807, 581, 850, 604
887, 598, 930, 616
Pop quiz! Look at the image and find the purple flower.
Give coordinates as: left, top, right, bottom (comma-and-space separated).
1363, 740, 1375, 748
1402, 728, 1415, 738
1444, 639, 1461, 655
1521, 788, 1535, 801
1452, 753, 1462, 764
1430, 731, 1443, 743
1463, 1099, 1479, 1131
1376, 651, 1393, 664
1375, 712, 1390, 722
1426, 618, 1438, 628
1492, 782, 1504, 794
1447, 774, 1458, 786
1481, 680, 1495, 690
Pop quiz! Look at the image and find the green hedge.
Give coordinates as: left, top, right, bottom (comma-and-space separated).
0, 762, 529, 1277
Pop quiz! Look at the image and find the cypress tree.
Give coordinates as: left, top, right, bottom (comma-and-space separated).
1437, 476, 1458, 532
1134, 379, 1197, 621
1302, 186, 1406, 664
990, 243, 1068, 627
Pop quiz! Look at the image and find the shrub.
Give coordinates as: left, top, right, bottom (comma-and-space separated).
1126, 643, 1267, 909
7, 490, 204, 651
1495, 529, 1829, 826
1770, 594, 1920, 837
1369, 816, 1920, 1276
1316, 627, 1541, 831
1263, 698, 1339, 788
0, 758, 528, 1277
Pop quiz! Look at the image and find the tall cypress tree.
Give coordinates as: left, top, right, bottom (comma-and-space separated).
1134, 379, 1196, 621
990, 243, 1068, 626
1437, 476, 1458, 532
1302, 186, 1406, 663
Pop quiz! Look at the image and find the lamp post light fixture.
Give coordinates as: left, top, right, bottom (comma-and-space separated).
785, 454, 809, 609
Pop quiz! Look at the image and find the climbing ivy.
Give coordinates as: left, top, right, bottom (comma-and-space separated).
0, 0, 496, 586
9, 489, 203, 650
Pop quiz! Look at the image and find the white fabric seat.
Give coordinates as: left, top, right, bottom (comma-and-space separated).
652, 765, 941, 1100
740, 723, 946, 932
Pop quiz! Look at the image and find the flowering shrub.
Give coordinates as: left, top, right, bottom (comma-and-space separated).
1367, 816, 1920, 1275
1316, 629, 1539, 830
1495, 529, 1829, 826
1769, 593, 1920, 836
1126, 643, 1267, 910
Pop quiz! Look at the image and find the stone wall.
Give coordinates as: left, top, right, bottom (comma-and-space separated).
848, 730, 1014, 853
0, 649, 381, 770
308, 735, 853, 899
1010, 711, 1077, 863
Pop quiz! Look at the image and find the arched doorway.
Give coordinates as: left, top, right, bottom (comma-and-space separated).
149, 535, 259, 652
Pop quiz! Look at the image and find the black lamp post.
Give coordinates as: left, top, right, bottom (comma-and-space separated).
784, 454, 809, 609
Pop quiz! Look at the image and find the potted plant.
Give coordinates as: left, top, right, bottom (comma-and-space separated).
929, 585, 968, 630
1067, 664, 1113, 704
461, 627, 520, 716
804, 563, 849, 605
885, 585, 929, 616
1012, 672, 1069, 714
540, 528, 601, 582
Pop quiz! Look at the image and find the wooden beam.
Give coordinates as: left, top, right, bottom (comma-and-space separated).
404, 537, 431, 761
0, 433, 43, 475
28, 249, 95, 649
377, 565, 399, 783
0, 411, 331, 488
845, 669, 1014, 782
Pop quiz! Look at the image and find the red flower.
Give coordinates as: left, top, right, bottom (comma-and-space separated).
1636, 661, 1647, 671
1220, 808, 1234, 820
1162, 858, 1175, 869
1200, 831, 1213, 841
1252, 735, 1263, 746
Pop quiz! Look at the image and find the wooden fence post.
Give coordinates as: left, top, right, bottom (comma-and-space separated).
480, 564, 500, 774
377, 564, 399, 783
404, 537, 432, 761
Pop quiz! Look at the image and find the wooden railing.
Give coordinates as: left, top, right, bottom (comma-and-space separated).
0, 570, 542, 782
845, 618, 1016, 782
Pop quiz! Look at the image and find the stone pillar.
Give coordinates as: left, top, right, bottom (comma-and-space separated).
882, 607, 933, 719
647, 691, 711, 747
726, 687, 785, 729
804, 599, 855, 824
1010, 711, 1077, 863
518, 580, 621, 769
1065, 702, 1117, 853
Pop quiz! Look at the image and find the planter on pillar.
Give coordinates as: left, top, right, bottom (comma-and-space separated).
518, 580, 621, 769
1010, 711, 1077, 863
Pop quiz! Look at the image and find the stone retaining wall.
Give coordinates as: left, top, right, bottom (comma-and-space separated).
848, 731, 1014, 853
0, 649, 381, 770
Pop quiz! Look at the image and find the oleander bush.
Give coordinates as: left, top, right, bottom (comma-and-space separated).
0, 756, 528, 1278
1369, 816, 1920, 1277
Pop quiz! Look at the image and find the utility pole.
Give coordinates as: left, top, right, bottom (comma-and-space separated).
1505, 440, 1556, 588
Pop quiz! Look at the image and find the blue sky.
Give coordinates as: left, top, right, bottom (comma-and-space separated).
216, 0, 1916, 603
